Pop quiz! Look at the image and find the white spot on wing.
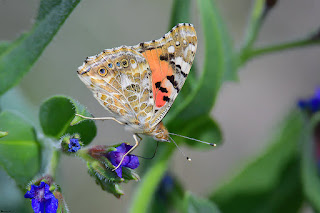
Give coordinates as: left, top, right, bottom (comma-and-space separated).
121, 75, 134, 88
168, 46, 175, 53
175, 57, 183, 66
189, 44, 196, 52
181, 60, 191, 74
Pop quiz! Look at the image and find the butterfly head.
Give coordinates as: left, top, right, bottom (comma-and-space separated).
152, 122, 170, 142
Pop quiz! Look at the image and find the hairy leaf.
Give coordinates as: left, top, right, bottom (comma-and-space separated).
0, 0, 81, 95
0, 111, 40, 187
39, 96, 96, 145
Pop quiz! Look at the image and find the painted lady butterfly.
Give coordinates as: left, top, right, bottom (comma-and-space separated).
77, 23, 201, 169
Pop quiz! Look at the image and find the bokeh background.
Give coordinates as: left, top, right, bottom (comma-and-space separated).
0, 0, 320, 212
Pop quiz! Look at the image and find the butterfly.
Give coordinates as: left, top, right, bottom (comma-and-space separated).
77, 23, 212, 170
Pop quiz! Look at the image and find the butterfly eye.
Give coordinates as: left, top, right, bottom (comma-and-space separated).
108, 63, 113, 68
98, 68, 107, 76
121, 59, 128, 68
116, 62, 121, 67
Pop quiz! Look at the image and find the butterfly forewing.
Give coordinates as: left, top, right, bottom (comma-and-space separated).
133, 23, 197, 128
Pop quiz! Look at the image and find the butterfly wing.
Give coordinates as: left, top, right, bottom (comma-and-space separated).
77, 23, 197, 135
133, 23, 197, 128
77, 47, 155, 127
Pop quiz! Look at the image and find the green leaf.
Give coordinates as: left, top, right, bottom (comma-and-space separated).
166, 0, 220, 148
0, 41, 11, 56
0, 88, 38, 125
36, 0, 62, 22
169, 0, 191, 26
301, 113, 320, 212
130, 0, 233, 211
166, 0, 236, 139
39, 96, 96, 145
130, 146, 175, 213
40, 96, 74, 138
210, 111, 304, 213
184, 192, 221, 213
0, 0, 81, 96
0, 111, 40, 187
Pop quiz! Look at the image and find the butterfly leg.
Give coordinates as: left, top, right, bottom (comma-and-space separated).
75, 114, 124, 125
112, 134, 141, 171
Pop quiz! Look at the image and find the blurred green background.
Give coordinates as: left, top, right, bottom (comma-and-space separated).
0, 0, 320, 212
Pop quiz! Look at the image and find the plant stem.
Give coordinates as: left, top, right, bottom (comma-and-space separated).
241, 37, 320, 63
47, 149, 60, 179
241, 0, 266, 52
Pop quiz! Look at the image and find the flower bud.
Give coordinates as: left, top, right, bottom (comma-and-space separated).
61, 134, 83, 154
87, 161, 124, 198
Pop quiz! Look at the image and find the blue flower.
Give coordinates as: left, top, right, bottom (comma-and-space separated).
298, 88, 320, 113
106, 143, 139, 178
68, 138, 81, 152
24, 182, 58, 213
156, 173, 175, 201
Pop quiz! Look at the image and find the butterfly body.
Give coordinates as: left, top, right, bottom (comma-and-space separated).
77, 23, 197, 143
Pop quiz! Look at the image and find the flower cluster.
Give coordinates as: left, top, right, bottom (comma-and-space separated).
77, 143, 140, 198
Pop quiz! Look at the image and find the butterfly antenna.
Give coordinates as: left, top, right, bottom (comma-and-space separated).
168, 135, 191, 162
135, 141, 159, 160
169, 133, 217, 147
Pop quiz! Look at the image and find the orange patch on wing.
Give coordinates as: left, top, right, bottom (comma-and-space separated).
142, 48, 174, 108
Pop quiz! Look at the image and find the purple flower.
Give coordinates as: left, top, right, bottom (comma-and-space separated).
298, 88, 320, 113
68, 138, 81, 152
156, 173, 175, 201
24, 182, 58, 213
106, 143, 139, 178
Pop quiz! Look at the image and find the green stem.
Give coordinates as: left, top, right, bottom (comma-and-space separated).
301, 114, 320, 212
241, 0, 266, 52
47, 149, 60, 179
129, 146, 175, 213
241, 37, 320, 63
